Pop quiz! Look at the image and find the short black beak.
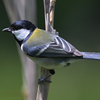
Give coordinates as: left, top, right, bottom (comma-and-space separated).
2, 28, 11, 32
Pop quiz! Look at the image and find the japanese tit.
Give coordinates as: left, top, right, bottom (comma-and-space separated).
2, 20, 100, 75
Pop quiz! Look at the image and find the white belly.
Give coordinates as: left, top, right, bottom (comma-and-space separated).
27, 56, 78, 69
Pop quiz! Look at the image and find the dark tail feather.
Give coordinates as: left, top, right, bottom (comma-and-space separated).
80, 52, 100, 60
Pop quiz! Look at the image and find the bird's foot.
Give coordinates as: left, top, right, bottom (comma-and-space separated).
38, 74, 52, 84
38, 69, 55, 84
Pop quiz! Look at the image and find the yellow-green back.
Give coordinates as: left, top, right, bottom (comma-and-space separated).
25, 28, 56, 47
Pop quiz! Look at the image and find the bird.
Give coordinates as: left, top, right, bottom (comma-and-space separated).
2, 20, 100, 83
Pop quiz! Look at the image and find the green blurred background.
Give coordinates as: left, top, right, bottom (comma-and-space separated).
0, 0, 100, 100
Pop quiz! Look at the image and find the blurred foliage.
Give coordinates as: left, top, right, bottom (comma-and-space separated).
0, 0, 100, 100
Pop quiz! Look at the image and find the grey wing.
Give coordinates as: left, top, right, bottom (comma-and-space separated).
22, 44, 48, 57
39, 36, 83, 57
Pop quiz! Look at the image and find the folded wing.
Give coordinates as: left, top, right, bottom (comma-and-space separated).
39, 36, 83, 57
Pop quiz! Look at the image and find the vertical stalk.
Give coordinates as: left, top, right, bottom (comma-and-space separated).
36, 0, 56, 100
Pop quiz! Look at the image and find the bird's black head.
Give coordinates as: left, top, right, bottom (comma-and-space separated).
10, 20, 36, 31
2, 20, 37, 46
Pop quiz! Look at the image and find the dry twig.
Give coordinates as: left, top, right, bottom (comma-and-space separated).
36, 0, 56, 100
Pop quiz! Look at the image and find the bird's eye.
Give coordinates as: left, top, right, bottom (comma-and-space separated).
11, 25, 23, 30
15, 25, 22, 30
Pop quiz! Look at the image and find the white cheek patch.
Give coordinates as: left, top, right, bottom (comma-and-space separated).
12, 29, 30, 41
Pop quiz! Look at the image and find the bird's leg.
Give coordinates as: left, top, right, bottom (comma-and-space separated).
49, 69, 55, 75
38, 69, 55, 84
